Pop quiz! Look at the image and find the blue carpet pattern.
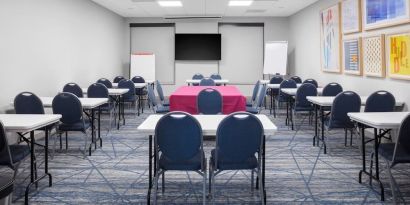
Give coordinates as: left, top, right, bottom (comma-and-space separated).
3, 107, 410, 204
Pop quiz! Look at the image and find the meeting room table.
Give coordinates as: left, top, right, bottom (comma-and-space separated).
348, 112, 410, 201
0, 114, 61, 204
186, 79, 229, 86
169, 86, 246, 114
137, 114, 278, 205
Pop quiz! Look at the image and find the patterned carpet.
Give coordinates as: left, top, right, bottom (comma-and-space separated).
4, 107, 410, 204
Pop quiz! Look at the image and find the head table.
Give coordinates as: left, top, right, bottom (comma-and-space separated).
169, 86, 246, 114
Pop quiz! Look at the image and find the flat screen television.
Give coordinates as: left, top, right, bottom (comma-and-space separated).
175, 34, 221, 60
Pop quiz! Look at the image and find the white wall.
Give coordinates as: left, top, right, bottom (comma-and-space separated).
125, 17, 290, 96
0, 0, 127, 113
289, 0, 410, 110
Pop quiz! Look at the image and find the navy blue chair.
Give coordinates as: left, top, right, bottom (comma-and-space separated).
113, 76, 125, 83
88, 83, 116, 129
275, 79, 297, 107
210, 74, 222, 86
118, 80, 138, 116
155, 80, 169, 106
63, 83, 83, 98
209, 112, 264, 202
291, 76, 302, 84
153, 112, 206, 204
0, 166, 14, 202
97, 78, 112, 89
303, 79, 318, 88
325, 91, 361, 151
199, 78, 215, 86
267, 76, 284, 116
131, 76, 147, 113
52, 92, 92, 156
293, 83, 317, 126
147, 84, 169, 113
322, 83, 343, 97
247, 84, 267, 114
197, 88, 223, 114
247, 81, 260, 107
377, 114, 410, 204
365, 91, 396, 113
192, 73, 204, 86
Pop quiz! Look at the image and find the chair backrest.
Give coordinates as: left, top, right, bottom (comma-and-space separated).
254, 84, 267, 109
0, 121, 13, 168
210, 74, 222, 80
147, 84, 158, 107
155, 80, 166, 102
393, 114, 410, 163
197, 88, 223, 114
52, 92, 83, 124
295, 83, 317, 108
270, 76, 283, 84
329, 91, 361, 128
118, 79, 136, 100
131, 76, 145, 83
291, 76, 302, 84
365, 91, 396, 112
303, 79, 318, 88
279, 79, 297, 97
215, 112, 263, 166
322, 83, 343, 97
199, 78, 215, 86
192, 73, 204, 80
63, 83, 83, 98
155, 112, 203, 162
97, 78, 112, 88
87, 83, 109, 98
113, 76, 125, 83
251, 81, 261, 103
14, 92, 45, 114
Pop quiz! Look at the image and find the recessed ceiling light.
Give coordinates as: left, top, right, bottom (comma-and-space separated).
158, 1, 183, 7
229, 1, 253, 6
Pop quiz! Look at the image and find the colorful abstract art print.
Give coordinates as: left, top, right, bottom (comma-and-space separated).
387, 33, 410, 80
364, 0, 410, 30
320, 4, 342, 73
363, 35, 385, 77
343, 38, 362, 75
342, 0, 361, 34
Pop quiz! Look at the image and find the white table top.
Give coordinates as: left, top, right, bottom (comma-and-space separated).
186, 79, 229, 84
82, 88, 129, 96
348, 112, 410, 129
0, 114, 61, 133
307, 96, 404, 107
138, 114, 277, 136
267, 84, 303, 89
112, 83, 147, 89
38, 97, 108, 109
280, 88, 323, 96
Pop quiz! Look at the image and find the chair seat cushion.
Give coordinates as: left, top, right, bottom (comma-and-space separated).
123, 96, 136, 103
59, 120, 91, 132
246, 107, 259, 114
294, 106, 314, 112
324, 117, 354, 129
0, 168, 14, 199
159, 151, 205, 171
99, 103, 114, 111
0, 145, 30, 165
379, 143, 410, 163
210, 149, 258, 170
156, 105, 170, 113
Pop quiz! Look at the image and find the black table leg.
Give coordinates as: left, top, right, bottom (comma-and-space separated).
374, 128, 384, 201
290, 98, 294, 130
91, 109, 95, 151
117, 96, 121, 130
98, 106, 102, 147
313, 104, 318, 146
122, 96, 125, 125
320, 106, 326, 154
359, 124, 366, 183
148, 135, 152, 205
262, 135, 266, 204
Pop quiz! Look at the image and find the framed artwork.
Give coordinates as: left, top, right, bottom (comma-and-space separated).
343, 38, 362, 75
363, 0, 410, 30
363, 35, 385, 77
342, 0, 361, 34
320, 3, 342, 73
386, 33, 410, 80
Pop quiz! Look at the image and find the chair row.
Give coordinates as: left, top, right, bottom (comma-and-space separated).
192, 73, 222, 86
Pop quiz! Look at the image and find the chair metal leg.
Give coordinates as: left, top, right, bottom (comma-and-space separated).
350, 129, 353, 146
153, 172, 160, 204
203, 170, 207, 205
344, 128, 348, 146
258, 169, 264, 205
162, 172, 165, 194
251, 170, 254, 192
385, 161, 397, 204
65, 132, 68, 150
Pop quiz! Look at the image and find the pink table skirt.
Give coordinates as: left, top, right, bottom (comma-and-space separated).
170, 86, 246, 114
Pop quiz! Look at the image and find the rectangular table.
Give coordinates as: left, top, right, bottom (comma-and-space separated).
170, 86, 246, 114
348, 112, 409, 201
186, 79, 229, 86
138, 114, 277, 205
112, 83, 147, 89
307, 96, 405, 154
0, 114, 61, 204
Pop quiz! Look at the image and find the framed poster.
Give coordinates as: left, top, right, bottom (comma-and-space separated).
363, 0, 410, 30
342, 0, 361, 34
386, 33, 410, 80
320, 4, 342, 73
343, 38, 362, 75
363, 35, 386, 77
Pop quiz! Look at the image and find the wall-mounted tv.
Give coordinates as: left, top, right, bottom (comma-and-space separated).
175, 34, 221, 60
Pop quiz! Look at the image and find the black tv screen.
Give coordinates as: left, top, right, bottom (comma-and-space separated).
175, 34, 221, 60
